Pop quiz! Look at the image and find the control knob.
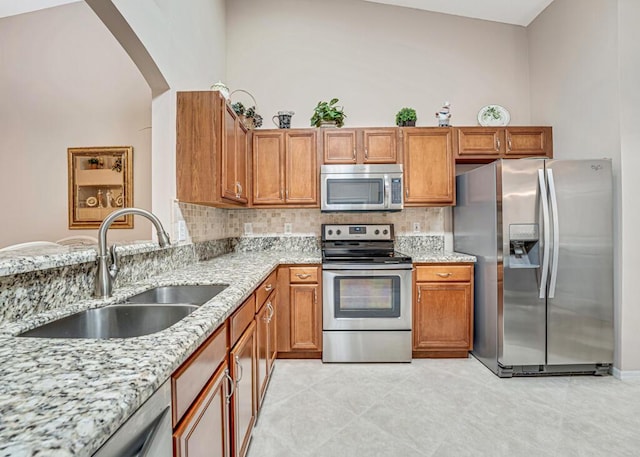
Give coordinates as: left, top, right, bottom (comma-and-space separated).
383, 229, 388, 235
374, 229, 380, 235
336, 229, 342, 235
327, 229, 333, 235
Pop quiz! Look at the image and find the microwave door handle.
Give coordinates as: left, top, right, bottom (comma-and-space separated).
384, 175, 390, 208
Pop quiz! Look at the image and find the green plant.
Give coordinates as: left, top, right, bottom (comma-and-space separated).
310, 98, 346, 127
395, 107, 417, 126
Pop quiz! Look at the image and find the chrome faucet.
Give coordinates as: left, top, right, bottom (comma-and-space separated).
95, 207, 171, 298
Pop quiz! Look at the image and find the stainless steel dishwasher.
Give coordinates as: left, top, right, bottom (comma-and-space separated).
93, 380, 172, 457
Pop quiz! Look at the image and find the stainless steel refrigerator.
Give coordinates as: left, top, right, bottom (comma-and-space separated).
453, 159, 613, 377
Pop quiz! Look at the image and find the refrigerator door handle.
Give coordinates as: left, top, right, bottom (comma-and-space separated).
547, 169, 560, 298
538, 169, 550, 299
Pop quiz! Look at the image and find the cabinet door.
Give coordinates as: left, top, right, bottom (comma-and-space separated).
504, 127, 553, 157
222, 104, 239, 202
403, 128, 454, 206
253, 132, 285, 205
286, 130, 318, 205
255, 303, 269, 410
266, 293, 278, 372
322, 129, 357, 163
413, 282, 472, 351
235, 122, 249, 203
174, 361, 231, 457
362, 128, 398, 163
230, 321, 256, 457
289, 284, 321, 351
455, 127, 505, 158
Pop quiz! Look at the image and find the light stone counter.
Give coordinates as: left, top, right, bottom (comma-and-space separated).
0, 246, 473, 456
0, 251, 319, 457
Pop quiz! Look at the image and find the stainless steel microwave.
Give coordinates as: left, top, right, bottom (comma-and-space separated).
320, 164, 404, 212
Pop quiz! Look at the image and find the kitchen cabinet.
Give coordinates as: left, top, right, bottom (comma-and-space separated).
230, 320, 256, 457
322, 128, 398, 164
413, 264, 474, 358
173, 361, 231, 457
255, 270, 277, 410
454, 126, 553, 162
276, 265, 322, 358
176, 91, 249, 207
401, 128, 455, 206
172, 322, 231, 456
252, 130, 318, 207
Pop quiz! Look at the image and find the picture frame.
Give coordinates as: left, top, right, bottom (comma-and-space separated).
67, 146, 134, 229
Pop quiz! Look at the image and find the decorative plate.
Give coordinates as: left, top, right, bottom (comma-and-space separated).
115, 195, 124, 207
86, 196, 98, 207
478, 105, 510, 126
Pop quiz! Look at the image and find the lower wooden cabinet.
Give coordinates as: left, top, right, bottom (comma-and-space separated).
276, 265, 322, 358
256, 290, 277, 410
413, 264, 474, 358
173, 361, 231, 457
230, 321, 256, 457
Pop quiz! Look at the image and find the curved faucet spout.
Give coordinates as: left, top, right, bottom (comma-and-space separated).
95, 207, 171, 298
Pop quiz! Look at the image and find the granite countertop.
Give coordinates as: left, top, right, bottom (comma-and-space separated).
0, 248, 474, 456
403, 249, 476, 263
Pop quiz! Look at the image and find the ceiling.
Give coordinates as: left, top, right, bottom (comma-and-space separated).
0, 0, 554, 26
362, 0, 554, 26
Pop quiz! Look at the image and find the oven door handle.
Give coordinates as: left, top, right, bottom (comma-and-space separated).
323, 263, 413, 271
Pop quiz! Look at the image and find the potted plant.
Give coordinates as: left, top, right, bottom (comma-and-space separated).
310, 98, 346, 128
87, 157, 100, 169
395, 107, 417, 127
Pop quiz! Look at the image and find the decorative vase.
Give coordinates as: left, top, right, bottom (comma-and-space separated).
319, 121, 338, 128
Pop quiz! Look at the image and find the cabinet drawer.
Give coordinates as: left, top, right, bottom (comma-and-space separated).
415, 265, 472, 282
255, 269, 277, 312
172, 322, 228, 427
289, 266, 319, 283
231, 295, 256, 346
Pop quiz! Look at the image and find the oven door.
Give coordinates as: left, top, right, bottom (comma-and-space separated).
322, 264, 412, 330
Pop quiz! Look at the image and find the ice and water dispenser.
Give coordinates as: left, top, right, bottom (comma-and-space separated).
508, 224, 540, 268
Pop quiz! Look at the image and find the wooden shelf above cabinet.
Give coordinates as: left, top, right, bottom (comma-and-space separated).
454, 126, 553, 163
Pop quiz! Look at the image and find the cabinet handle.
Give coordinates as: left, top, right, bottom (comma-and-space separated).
365, 147, 369, 159
352, 148, 356, 160
296, 273, 311, 279
314, 289, 317, 305
436, 272, 452, 278
496, 138, 501, 151
267, 301, 274, 321
224, 368, 235, 404
264, 284, 273, 292
507, 136, 512, 151
405, 188, 409, 198
235, 355, 243, 385
280, 188, 283, 199
418, 288, 421, 302
286, 189, 289, 200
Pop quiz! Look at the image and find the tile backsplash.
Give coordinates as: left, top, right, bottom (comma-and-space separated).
179, 203, 449, 241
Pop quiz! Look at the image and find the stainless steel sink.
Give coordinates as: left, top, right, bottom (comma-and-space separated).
125, 284, 228, 305
18, 304, 199, 339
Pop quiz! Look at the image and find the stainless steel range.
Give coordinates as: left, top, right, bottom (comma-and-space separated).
321, 223, 413, 363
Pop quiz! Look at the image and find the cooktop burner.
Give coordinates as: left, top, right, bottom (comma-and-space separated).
321, 224, 411, 264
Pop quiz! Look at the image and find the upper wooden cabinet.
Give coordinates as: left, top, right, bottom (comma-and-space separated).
322, 128, 398, 164
454, 126, 553, 162
176, 91, 249, 207
401, 128, 455, 206
252, 129, 318, 207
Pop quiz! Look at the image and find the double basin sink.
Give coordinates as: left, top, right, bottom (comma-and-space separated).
18, 285, 228, 339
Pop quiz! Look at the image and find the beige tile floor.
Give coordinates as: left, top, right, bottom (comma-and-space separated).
246, 357, 640, 457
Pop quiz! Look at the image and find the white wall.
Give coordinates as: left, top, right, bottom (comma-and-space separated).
618, 0, 640, 375
95, 0, 228, 235
0, 2, 152, 246
226, 0, 531, 129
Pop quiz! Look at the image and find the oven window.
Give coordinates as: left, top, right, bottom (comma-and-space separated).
334, 276, 401, 318
326, 178, 383, 205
